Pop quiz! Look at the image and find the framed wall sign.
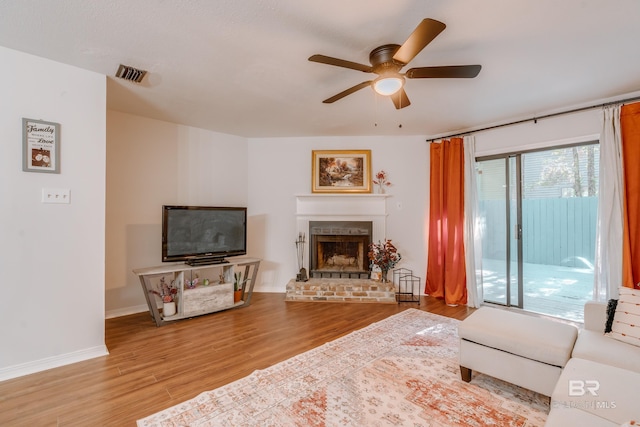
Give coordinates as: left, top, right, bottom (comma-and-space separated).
312, 149, 371, 193
22, 118, 60, 173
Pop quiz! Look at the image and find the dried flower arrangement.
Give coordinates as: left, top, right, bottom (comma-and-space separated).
148, 277, 178, 303
368, 239, 402, 282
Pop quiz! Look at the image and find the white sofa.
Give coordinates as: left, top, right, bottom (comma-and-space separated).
546, 301, 640, 426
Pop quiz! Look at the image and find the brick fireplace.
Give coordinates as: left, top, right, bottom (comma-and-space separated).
286, 194, 395, 303
294, 194, 388, 263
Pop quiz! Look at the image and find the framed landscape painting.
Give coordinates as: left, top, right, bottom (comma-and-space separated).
312, 150, 371, 193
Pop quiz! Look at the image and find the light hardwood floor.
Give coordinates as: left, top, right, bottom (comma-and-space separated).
0, 293, 475, 426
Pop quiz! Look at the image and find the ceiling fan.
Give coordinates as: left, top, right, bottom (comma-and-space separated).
308, 18, 481, 109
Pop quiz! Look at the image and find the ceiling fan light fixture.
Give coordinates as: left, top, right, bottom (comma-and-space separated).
309, 19, 480, 107
373, 75, 404, 96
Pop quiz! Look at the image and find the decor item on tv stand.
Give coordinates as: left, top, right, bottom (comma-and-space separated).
134, 257, 260, 326
233, 271, 246, 302
148, 276, 179, 317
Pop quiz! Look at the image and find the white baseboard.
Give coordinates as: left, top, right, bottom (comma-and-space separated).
105, 304, 149, 319
0, 345, 109, 382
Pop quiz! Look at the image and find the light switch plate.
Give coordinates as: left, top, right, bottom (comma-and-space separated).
42, 188, 70, 204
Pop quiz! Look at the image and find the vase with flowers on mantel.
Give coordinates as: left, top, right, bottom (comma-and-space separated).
373, 170, 391, 194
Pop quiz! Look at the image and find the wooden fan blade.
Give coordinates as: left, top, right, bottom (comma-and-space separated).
322, 81, 373, 103
309, 54, 373, 73
390, 88, 411, 109
393, 18, 446, 65
405, 65, 482, 79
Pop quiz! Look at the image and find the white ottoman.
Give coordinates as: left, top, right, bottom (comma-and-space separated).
458, 307, 578, 396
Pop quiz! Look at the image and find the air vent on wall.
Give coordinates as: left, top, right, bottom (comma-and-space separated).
115, 64, 147, 83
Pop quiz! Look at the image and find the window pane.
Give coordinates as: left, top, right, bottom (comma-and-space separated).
521, 145, 598, 322
477, 158, 509, 305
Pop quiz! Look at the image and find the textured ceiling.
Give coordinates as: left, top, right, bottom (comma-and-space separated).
2, 0, 640, 138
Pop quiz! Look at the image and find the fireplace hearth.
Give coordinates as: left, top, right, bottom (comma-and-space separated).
310, 221, 372, 279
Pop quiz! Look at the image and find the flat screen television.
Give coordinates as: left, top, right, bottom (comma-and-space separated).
162, 205, 247, 264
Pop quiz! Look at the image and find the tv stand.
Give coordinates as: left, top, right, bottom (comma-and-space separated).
134, 257, 260, 326
185, 257, 229, 266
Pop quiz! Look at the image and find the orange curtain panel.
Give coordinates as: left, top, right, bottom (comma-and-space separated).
621, 102, 640, 289
425, 138, 468, 305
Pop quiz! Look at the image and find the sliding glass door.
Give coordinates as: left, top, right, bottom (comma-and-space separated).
476, 157, 520, 307
477, 143, 599, 321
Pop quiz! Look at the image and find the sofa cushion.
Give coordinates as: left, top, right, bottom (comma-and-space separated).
572, 329, 640, 374
609, 287, 640, 347
458, 307, 577, 367
584, 301, 609, 332
551, 358, 640, 425
605, 299, 618, 333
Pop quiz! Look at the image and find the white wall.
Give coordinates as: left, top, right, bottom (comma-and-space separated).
474, 108, 602, 156
105, 111, 248, 316
0, 47, 107, 380
247, 136, 429, 292
106, 127, 429, 310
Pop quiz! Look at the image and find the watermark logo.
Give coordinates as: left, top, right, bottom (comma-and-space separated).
568, 379, 600, 397
552, 379, 616, 410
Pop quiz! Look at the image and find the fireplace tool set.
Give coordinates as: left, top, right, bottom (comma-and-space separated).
295, 232, 308, 282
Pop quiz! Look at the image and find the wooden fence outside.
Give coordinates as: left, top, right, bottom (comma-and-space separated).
479, 197, 598, 268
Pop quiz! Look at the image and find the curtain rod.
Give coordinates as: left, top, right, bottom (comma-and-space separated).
425, 94, 640, 143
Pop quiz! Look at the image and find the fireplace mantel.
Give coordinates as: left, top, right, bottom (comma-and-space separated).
295, 194, 389, 217
295, 194, 389, 272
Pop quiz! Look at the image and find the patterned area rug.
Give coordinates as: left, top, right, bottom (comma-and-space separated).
138, 309, 549, 426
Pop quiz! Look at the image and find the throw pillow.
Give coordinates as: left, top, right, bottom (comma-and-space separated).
605, 298, 618, 333
609, 287, 640, 347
